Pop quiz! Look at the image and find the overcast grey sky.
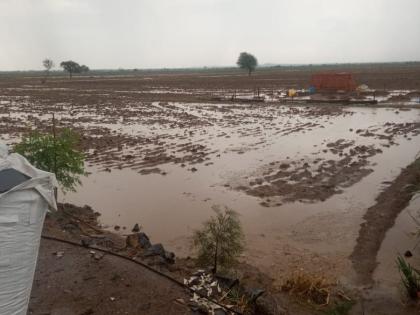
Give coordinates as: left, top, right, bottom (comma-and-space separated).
1, 0, 419, 70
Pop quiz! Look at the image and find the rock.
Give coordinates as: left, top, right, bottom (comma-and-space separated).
255, 295, 288, 315
143, 243, 175, 264
147, 255, 167, 266
214, 309, 228, 315
138, 232, 151, 249
81, 237, 94, 248
246, 288, 265, 302
405, 250, 413, 258
126, 232, 152, 249
93, 252, 105, 260
215, 274, 239, 289
164, 250, 175, 264
132, 223, 140, 232
144, 243, 166, 257
126, 234, 138, 248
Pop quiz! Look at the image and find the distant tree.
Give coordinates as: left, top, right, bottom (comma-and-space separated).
42, 58, 54, 82
80, 65, 90, 73
192, 206, 245, 273
60, 60, 89, 79
237, 52, 258, 76
14, 128, 85, 193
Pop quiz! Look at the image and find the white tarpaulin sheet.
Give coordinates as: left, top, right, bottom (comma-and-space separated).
0, 143, 57, 315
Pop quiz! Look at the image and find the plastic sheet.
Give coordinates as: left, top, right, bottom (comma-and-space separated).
0, 144, 57, 315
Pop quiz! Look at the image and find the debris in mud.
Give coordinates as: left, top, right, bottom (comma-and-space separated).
53, 251, 64, 258
184, 271, 233, 315
182, 270, 273, 315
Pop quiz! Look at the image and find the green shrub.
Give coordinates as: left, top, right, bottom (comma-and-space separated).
193, 206, 245, 273
14, 128, 85, 193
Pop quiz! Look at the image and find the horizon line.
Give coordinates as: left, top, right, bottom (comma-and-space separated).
1, 60, 420, 73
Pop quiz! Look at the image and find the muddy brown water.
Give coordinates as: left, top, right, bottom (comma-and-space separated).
54, 105, 420, 285
2, 100, 420, 285
373, 197, 420, 296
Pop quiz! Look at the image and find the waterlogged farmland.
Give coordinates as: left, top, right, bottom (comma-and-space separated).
1, 72, 420, 286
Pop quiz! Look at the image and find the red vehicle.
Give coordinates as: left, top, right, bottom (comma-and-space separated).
311, 72, 357, 92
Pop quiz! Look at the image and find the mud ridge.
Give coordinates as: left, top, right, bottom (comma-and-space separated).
350, 157, 420, 284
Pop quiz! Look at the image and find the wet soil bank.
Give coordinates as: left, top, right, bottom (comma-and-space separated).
30, 204, 192, 315
30, 239, 192, 315
33, 204, 297, 315
350, 157, 420, 284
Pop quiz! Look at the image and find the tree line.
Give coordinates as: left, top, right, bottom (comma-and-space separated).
42, 58, 90, 80
42, 51, 258, 80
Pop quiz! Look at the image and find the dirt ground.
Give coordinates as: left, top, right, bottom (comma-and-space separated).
29, 238, 192, 315
27, 204, 189, 315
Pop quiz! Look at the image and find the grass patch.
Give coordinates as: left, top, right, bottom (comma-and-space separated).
323, 300, 354, 315
397, 255, 420, 300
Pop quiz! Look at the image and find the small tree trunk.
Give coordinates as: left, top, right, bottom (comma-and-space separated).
248, 68, 251, 76
69, 71, 72, 79
52, 113, 57, 173
43, 70, 49, 83
213, 237, 219, 274
52, 113, 58, 202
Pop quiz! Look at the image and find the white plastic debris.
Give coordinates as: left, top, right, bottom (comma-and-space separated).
0, 143, 57, 315
184, 271, 234, 315
54, 251, 65, 258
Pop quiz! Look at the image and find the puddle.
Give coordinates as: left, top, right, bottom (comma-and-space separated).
374, 196, 420, 291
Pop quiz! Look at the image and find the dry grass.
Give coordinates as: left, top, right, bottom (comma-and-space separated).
281, 270, 332, 306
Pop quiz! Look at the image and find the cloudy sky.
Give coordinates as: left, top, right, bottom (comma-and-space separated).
1, 0, 419, 70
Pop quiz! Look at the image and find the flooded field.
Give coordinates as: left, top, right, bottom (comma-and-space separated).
4, 1, 420, 312
2, 74, 420, 288
62, 104, 420, 284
